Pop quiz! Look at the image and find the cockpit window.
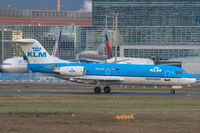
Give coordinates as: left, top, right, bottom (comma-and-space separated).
176, 71, 184, 74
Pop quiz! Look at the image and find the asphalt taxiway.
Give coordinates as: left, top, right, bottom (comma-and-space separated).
1, 81, 200, 96
0, 90, 200, 97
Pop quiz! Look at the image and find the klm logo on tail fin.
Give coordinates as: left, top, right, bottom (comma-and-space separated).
27, 45, 47, 57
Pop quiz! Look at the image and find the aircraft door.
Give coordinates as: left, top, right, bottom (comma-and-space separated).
164, 71, 171, 81
105, 68, 110, 76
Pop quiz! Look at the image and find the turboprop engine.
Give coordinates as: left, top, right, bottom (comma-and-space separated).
54, 66, 85, 76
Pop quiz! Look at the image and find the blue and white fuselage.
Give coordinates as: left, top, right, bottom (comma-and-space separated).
28, 62, 196, 86
16, 39, 196, 94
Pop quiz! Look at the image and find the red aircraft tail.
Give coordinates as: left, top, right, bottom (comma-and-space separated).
105, 33, 112, 59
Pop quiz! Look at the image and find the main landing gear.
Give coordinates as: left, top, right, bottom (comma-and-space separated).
94, 86, 111, 94
94, 86, 101, 94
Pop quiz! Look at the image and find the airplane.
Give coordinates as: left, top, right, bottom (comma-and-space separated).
106, 57, 154, 64
78, 14, 154, 65
0, 56, 28, 73
80, 56, 154, 65
104, 31, 154, 64
80, 31, 154, 65
0, 30, 62, 73
15, 38, 196, 94
103, 14, 154, 65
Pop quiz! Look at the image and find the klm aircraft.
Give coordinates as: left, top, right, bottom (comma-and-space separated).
0, 30, 62, 73
16, 39, 196, 94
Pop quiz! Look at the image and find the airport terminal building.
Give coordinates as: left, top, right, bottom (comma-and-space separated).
0, 10, 92, 63
92, 0, 200, 59
1, 0, 200, 60
0, 25, 83, 61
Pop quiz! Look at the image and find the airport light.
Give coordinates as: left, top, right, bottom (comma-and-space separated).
1, 30, 2, 63
114, 13, 118, 64
104, 10, 120, 63
1, 28, 6, 63
111, 13, 119, 64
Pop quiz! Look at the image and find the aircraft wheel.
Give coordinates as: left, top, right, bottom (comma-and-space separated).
170, 89, 175, 94
94, 87, 101, 94
104, 86, 111, 93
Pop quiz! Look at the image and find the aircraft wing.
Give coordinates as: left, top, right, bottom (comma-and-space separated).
69, 76, 124, 84
106, 59, 128, 63
79, 59, 105, 63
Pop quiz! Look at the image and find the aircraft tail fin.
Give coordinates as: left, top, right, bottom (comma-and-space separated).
105, 33, 112, 59
16, 39, 55, 64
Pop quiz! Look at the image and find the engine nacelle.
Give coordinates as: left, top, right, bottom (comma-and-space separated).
55, 66, 85, 76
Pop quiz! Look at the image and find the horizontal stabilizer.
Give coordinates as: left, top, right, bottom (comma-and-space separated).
15, 39, 36, 44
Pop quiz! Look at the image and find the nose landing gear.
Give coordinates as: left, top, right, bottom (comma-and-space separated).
170, 89, 176, 94
94, 86, 101, 94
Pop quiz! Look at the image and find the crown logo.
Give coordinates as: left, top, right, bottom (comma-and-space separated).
32, 46, 42, 52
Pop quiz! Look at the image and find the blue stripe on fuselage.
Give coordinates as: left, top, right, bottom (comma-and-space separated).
28, 63, 193, 78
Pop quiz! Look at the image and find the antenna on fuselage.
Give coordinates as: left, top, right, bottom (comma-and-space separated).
52, 29, 62, 57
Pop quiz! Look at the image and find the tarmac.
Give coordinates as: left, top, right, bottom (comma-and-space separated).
0, 90, 200, 97
1, 80, 200, 97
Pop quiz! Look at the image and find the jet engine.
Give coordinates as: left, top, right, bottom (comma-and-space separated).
54, 66, 85, 76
